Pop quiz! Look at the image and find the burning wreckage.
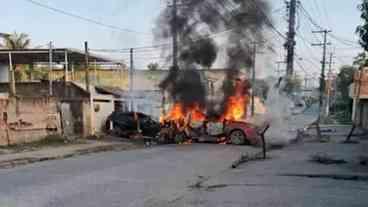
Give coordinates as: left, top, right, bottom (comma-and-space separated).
106, 77, 269, 146
108, 0, 273, 146
158, 77, 269, 145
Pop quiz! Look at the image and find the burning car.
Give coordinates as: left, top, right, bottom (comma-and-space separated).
105, 111, 160, 138
156, 78, 269, 145
158, 118, 263, 145
223, 120, 261, 145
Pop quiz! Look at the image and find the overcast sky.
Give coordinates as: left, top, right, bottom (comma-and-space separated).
0, 0, 363, 81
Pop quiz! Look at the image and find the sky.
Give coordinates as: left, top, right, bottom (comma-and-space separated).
0, 0, 363, 82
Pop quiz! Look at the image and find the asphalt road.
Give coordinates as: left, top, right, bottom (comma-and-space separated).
0, 144, 257, 207
1, 137, 366, 207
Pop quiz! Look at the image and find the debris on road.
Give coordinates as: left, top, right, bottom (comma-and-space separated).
231, 152, 265, 169
310, 153, 347, 165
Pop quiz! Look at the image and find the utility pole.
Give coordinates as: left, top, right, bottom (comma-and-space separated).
276, 61, 286, 77
325, 52, 334, 116
312, 30, 332, 117
171, 0, 178, 69
251, 42, 256, 117
84, 41, 90, 92
129, 48, 134, 111
49, 41, 53, 96
8, 52, 15, 96
84, 41, 94, 136
251, 41, 265, 116
285, 0, 297, 77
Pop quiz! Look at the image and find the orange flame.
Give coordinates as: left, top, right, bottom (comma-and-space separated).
222, 96, 247, 121
161, 79, 250, 124
221, 79, 249, 121
161, 103, 206, 123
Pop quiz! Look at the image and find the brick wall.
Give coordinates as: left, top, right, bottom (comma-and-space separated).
353, 68, 368, 98
0, 99, 9, 145
0, 97, 61, 146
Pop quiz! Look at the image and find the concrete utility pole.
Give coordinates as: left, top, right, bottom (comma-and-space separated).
251, 42, 257, 117
64, 50, 69, 82
325, 52, 334, 116
84, 41, 90, 92
49, 41, 53, 96
251, 41, 265, 116
285, 0, 297, 77
8, 52, 15, 96
129, 48, 134, 111
84, 41, 94, 136
312, 30, 332, 116
171, 0, 179, 69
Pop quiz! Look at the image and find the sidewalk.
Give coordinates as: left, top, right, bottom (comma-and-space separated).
0, 139, 141, 169
172, 135, 368, 207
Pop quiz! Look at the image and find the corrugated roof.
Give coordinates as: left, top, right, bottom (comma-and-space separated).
0, 48, 121, 65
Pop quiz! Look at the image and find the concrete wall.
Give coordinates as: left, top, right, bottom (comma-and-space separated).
0, 65, 9, 83
0, 98, 9, 146
0, 97, 61, 146
93, 99, 114, 133
357, 100, 368, 129
51, 69, 129, 89
50, 69, 229, 91
351, 68, 368, 99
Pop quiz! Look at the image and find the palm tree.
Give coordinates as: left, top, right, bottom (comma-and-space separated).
0, 32, 31, 49
0, 32, 32, 82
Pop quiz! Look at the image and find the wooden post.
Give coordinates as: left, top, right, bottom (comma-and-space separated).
49, 41, 53, 96
85, 41, 90, 92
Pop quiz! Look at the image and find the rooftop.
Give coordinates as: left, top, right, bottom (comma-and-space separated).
0, 48, 121, 65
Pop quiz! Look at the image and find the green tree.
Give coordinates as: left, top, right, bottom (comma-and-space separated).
0, 31, 31, 49
353, 52, 368, 67
334, 65, 355, 120
337, 66, 356, 99
147, 62, 160, 71
0, 32, 31, 81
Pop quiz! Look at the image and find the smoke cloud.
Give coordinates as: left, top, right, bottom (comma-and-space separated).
154, 0, 272, 115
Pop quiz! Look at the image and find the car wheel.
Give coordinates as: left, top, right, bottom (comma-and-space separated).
229, 129, 248, 145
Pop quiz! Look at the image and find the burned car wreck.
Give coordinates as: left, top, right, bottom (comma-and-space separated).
105, 111, 160, 138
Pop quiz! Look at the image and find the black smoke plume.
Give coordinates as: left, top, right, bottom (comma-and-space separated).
155, 0, 272, 114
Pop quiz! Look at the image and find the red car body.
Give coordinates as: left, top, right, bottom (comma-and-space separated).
224, 121, 261, 145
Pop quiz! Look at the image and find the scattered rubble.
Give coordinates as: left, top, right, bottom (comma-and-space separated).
279, 173, 368, 181
231, 152, 265, 169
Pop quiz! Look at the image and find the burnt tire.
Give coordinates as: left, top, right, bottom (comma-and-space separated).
229, 129, 248, 145
174, 132, 186, 144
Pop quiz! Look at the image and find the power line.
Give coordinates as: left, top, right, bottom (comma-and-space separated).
295, 58, 310, 75
24, 0, 150, 35
299, 3, 359, 47
311, 0, 328, 28
248, 0, 287, 40
329, 34, 360, 47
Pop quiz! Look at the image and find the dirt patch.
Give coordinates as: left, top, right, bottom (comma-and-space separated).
0, 134, 86, 154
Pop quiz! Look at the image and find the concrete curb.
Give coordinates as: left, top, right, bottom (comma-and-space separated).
0, 143, 141, 169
